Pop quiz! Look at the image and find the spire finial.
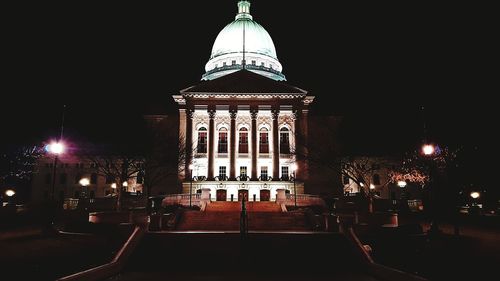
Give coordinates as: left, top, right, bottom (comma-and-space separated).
236, 1, 252, 20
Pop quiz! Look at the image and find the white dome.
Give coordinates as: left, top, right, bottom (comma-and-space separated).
210, 19, 277, 60
203, 1, 285, 81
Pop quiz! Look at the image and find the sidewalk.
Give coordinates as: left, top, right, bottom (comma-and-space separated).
0, 225, 44, 240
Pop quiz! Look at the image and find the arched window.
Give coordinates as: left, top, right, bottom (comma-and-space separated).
218, 128, 228, 153
197, 127, 207, 153
259, 128, 269, 153
239, 128, 248, 153
373, 174, 381, 185
280, 127, 290, 154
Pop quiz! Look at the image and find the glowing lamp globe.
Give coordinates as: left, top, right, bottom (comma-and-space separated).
47, 142, 65, 155
397, 181, 407, 188
422, 144, 435, 156
79, 178, 90, 187
470, 192, 480, 199
5, 189, 15, 197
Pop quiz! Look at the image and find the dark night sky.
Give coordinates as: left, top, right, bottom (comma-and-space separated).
1, 1, 494, 158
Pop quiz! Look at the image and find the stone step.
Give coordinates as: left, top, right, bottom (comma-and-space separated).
175, 210, 310, 231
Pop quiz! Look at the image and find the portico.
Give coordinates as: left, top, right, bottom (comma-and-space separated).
172, 1, 315, 200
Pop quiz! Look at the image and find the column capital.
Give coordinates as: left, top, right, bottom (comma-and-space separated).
229, 109, 238, 119
291, 109, 301, 121
271, 109, 280, 120
208, 109, 216, 119
250, 109, 258, 120
186, 108, 194, 119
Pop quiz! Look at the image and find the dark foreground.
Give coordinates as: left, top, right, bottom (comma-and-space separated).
107, 232, 419, 281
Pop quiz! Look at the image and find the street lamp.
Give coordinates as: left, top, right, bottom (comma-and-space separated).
397, 181, 407, 188
5, 189, 15, 206
79, 178, 90, 198
189, 164, 194, 207
291, 163, 298, 207
46, 141, 65, 201
470, 191, 480, 200
422, 144, 435, 156
422, 143, 440, 235
111, 183, 117, 195
5, 189, 15, 197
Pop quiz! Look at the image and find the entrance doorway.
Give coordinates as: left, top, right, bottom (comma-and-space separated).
238, 190, 248, 201
260, 190, 270, 201
216, 189, 227, 201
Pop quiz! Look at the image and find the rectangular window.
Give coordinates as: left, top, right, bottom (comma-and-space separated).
239, 131, 248, 153
240, 166, 247, 178
197, 131, 207, 153
260, 166, 268, 180
280, 132, 290, 154
281, 166, 289, 181
105, 175, 113, 184
223, 62, 227, 66
219, 166, 227, 179
260, 131, 269, 153
252, 60, 256, 65
218, 131, 228, 153
232, 60, 236, 65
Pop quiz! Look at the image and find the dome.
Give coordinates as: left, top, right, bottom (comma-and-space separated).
203, 1, 285, 81
210, 20, 277, 60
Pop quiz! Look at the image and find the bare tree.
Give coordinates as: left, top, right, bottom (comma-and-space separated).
85, 146, 142, 211
1, 145, 42, 187
140, 130, 188, 198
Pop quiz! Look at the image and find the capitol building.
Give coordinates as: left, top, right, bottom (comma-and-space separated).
173, 1, 315, 202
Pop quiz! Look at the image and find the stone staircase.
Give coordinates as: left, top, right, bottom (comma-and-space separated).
175, 202, 311, 231
205, 201, 281, 212
176, 211, 240, 231
248, 212, 311, 231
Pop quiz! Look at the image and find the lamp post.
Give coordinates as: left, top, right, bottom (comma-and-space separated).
470, 191, 480, 215
291, 163, 297, 207
111, 183, 117, 195
422, 143, 441, 235
5, 189, 15, 206
79, 178, 90, 195
47, 142, 65, 201
189, 164, 194, 207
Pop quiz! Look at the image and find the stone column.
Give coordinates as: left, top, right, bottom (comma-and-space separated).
250, 108, 258, 180
184, 108, 194, 181
229, 108, 237, 180
301, 108, 309, 181
272, 108, 280, 181
292, 108, 301, 181
207, 109, 216, 180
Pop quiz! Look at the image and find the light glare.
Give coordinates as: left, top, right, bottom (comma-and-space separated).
79, 178, 90, 186
5, 189, 15, 197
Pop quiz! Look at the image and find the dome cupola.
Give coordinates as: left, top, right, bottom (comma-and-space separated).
202, 1, 286, 81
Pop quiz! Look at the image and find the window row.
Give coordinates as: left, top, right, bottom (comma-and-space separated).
196, 127, 290, 154
44, 172, 144, 185
215, 166, 292, 181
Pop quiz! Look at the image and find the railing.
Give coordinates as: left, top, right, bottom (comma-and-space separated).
162, 193, 201, 207
285, 194, 326, 207
202, 63, 285, 78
